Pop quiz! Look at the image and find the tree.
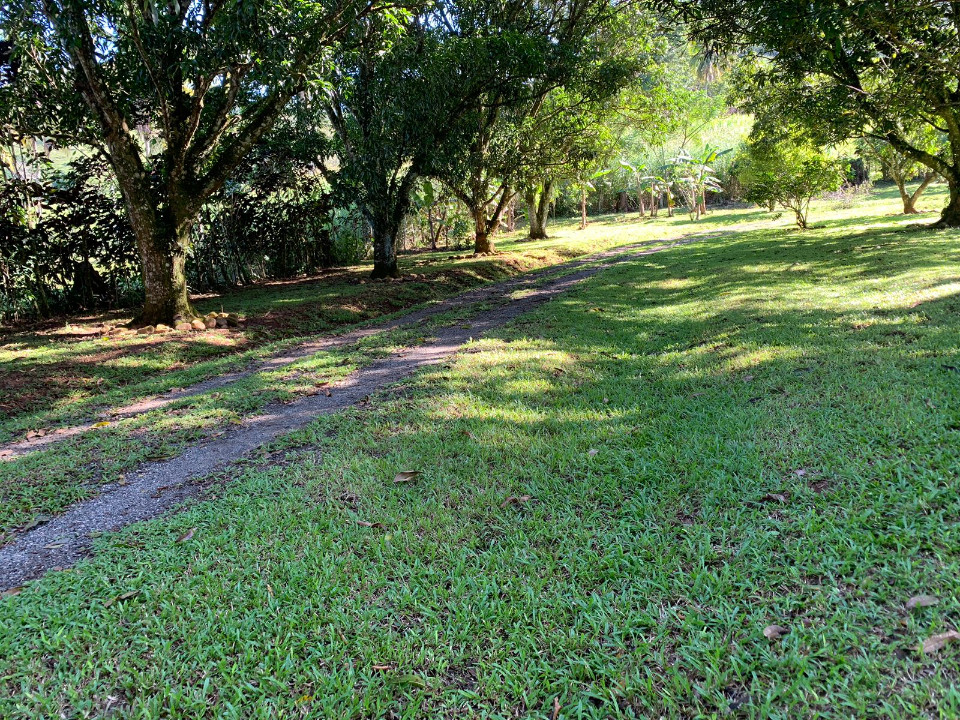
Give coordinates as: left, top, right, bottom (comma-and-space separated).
433, 0, 644, 254
862, 129, 943, 215
0, 0, 402, 323
672, 0, 960, 227
738, 132, 843, 229
324, 15, 438, 278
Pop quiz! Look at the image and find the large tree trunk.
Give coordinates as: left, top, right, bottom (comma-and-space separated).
935, 178, 960, 228
470, 185, 513, 254
525, 190, 544, 239
526, 181, 551, 239
473, 206, 494, 253
121, 185, 198, 325
370, 218, 400, 278
138, 228, 195, 325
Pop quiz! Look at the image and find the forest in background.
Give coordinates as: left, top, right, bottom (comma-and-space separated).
0, 0, 954, 325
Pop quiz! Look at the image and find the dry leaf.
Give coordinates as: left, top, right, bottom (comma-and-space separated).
500, 495, 532, 508
387, 674, 427, 689
356, 520, 385, 529
792, 469, 807, 477
93, 421, 111, 428
763, 493, 788, 503
372, 664, 393, 671
552, 697, 561, 720
587, 449, 599, 457
743, 374, 755, 382
763, 624, 789, 639
906, 595, 939, 610
922, 630, 960, 654
1, 586, 23, 598
175, 527, 196, 543
393, 470, 421, 484
104, 590, 139, 608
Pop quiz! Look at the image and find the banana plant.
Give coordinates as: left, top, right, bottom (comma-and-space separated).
618, 159, 649, 217
573, 167, 613, 229
671, 145, 729, 221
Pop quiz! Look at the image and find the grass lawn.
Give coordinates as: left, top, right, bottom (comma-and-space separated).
0, 219, 685, 437
2, 184, 960, 717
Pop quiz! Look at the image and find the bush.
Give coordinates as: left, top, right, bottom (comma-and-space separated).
738, 132, 845, 228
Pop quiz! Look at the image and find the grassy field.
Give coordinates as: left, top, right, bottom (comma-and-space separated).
2, 184, 960, 717
0, 222, 678, 435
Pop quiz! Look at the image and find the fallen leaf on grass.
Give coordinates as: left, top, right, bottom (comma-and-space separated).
792, 469, 807, 477
92, 421, 111, 428
393, 471, 421, 484
551, 697, 561, 720
1, 586, 23, 598
906, 595, 939, 610
763, 625, 789, 639
743, 374, 755, 382
356, 520, 385, 529
372, 664, 394, 671
104, 590, 140, 608
922, 630, 960, 654
500, 495, 532, 508
386, 674, 428, 689
763, 493, 788, 504
587, 448, 599, 457
175, 528, 196, 543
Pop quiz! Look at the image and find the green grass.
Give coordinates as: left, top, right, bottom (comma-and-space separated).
0, 219, 680, 439
0, 206, 739, 537
2, 183, 960, 717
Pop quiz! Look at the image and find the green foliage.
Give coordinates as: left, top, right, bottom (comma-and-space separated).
0, 152, 140, 322
676, 0, 960, 225
738, 132, 844, 228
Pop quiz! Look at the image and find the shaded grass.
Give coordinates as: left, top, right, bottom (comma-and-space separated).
2, 183, 960, 716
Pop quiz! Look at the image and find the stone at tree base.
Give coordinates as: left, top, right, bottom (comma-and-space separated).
190, 319, 206, 331
137, 325, 155, 335
154, 324, 172, 334
216, 317, 228, 328
204, 318, 217, 329
175, 322, 193, 331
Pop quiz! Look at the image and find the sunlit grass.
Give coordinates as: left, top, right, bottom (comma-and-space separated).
1, 182, 959, 716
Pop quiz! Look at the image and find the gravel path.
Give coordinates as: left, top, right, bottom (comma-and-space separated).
3, 237, 678, 462
0, 236, 705, 591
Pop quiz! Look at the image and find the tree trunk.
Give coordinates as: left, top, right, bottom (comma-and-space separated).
934, 178, 960, 228
902, 172, 935, 214
526, 190, 545, 239
527, 182, 551, 239
135, 217, 196, 325
580, 187, 588, 229
473, 205, 494, 253
370, 223, 400, 278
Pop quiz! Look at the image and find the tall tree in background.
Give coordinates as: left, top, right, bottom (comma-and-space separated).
670, 0, 960, 227
0, 0, 403, 324
434, 0, 647, 254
